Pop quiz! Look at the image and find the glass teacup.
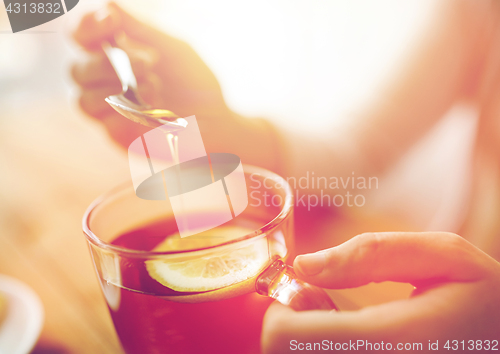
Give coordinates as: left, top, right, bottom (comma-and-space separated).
83, 166, 335, 354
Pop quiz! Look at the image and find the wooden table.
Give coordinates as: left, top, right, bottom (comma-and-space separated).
0, 104, 413, 353
0, 103, 128, 353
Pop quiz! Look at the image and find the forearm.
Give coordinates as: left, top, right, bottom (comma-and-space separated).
268, 0, 481, 197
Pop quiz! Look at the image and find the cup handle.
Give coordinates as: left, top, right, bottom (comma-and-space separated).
256, 259, 338, 311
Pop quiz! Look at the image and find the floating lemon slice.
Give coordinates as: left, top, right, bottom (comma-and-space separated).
146, 226, 269, 292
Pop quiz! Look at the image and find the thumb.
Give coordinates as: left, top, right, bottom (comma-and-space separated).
106, 2, 170, 47
73, 2, 166, 51
293, 232, 491, 289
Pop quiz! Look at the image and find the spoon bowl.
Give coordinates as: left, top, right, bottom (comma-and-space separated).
102, 41, 188, 131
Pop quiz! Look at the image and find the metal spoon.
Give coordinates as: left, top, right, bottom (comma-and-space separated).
102, 41, 188, 131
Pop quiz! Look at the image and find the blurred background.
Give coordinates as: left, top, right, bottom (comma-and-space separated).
0, 0, 477, 352
0, 0, 477, 231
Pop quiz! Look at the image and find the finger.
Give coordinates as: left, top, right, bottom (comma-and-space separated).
106, 2, 173, 48
262, 300, 422, 354
71, 53, 150, 89
73, 8, 119, 51
293, 232, 492, 289
262, 281, 495, 354
73, 2, 173, 52
109, 2, 196, 71
78, 78, 159, 120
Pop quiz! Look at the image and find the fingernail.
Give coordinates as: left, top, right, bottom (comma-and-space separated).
295, 252, 325, 276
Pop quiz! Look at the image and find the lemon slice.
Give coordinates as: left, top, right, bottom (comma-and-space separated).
150, 225, 253, 251
146, 226, 269, 292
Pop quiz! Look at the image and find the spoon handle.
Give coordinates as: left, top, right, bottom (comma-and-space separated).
102, 41, 146, 107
